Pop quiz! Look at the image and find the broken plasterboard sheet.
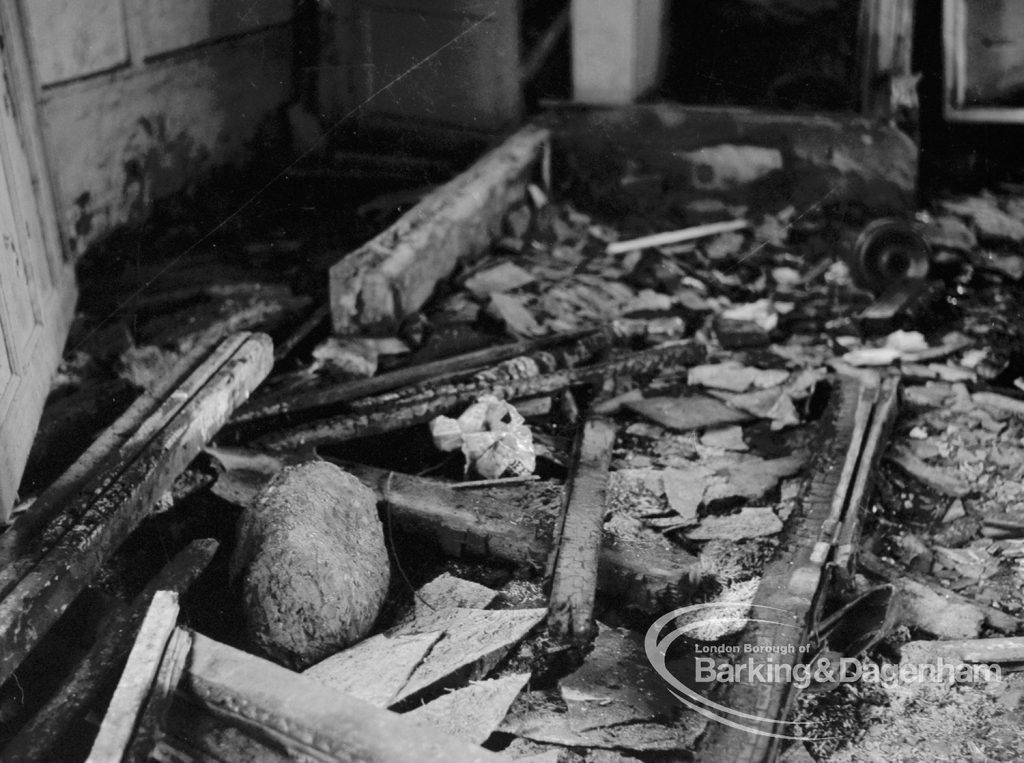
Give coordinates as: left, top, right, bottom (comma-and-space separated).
391, 608, 546, 706
559, 626, 675, 732
500, 692, 705, 752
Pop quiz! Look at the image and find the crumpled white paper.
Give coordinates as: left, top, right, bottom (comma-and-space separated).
429, 395, 536, 479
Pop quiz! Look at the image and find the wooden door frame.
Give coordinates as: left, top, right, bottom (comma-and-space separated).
0, 1, 77, 518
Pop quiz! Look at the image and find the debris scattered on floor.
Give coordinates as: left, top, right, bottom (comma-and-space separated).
14, 113, 1024, 762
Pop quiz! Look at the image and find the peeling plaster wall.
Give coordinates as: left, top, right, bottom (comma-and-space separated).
22, 0, 295, 255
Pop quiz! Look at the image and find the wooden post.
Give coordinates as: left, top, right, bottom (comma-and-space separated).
546, 415, 616, 644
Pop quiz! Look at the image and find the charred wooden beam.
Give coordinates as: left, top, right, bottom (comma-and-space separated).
547, 415, 616, 644
168, 632, 513, 762
0, 333, 238, 575
0, 333, 272, 690
1, 539, 219, 763
343, 462, 697, 614
256, 342, 704, 451
329, 126, 550, 334
231, 327, 605, 429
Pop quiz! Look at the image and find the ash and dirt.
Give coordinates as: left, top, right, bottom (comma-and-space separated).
10, 150, 1024, 760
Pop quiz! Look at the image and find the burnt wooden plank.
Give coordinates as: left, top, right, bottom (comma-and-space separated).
257, 342, 704, 451
0, 333, 241, 586
547, 415, 616, 644
0, 333, 272, 689
232, 327, 603, 428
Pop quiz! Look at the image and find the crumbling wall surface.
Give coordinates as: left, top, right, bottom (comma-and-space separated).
547, 104, 918, 217
23, 1, 296, 255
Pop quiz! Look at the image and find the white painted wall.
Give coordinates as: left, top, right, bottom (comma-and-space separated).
20, 0, 295, 253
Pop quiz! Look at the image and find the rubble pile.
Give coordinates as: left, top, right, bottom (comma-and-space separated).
5, 143, 1024, 761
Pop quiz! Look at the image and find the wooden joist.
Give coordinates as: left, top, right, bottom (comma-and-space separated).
257, 342, 705, 451
329, 125, 550, 333
1, 539, 219, 763
343, 462, 697, 613
0, 332, 272, 690
546, 415, 616, 644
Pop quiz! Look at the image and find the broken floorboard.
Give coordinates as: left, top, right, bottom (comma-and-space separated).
0, 332, 272, 690
1, 539, 219, 762
342, 462, 697, 613
547, 414, 616, 645
329, 125, 550, 333
695, 372, 893, 763
256, 342, 705, 451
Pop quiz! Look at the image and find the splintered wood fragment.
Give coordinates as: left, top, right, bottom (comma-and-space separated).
902, 636, 1024, 665
232, 328, 602, 427
0, 332, 244, 588
344, 463, 697, 613
0, 539, 218, 763
390, 608, 546, 707
127, 626, 192, 762
972, 390, 1024, 417
304, 631, 444, 707
452, 476, 541, 490
605, 219, 748, 255
406, 673, 531, 744
329, 125, 550, 333
87, 591, 180, 763
258, 343, 704, 451
0, 333, 273, 689
180, 632, 512, 762
547, 416, 616, 644
886, 442, 971, 497
273, 303, 328, 362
